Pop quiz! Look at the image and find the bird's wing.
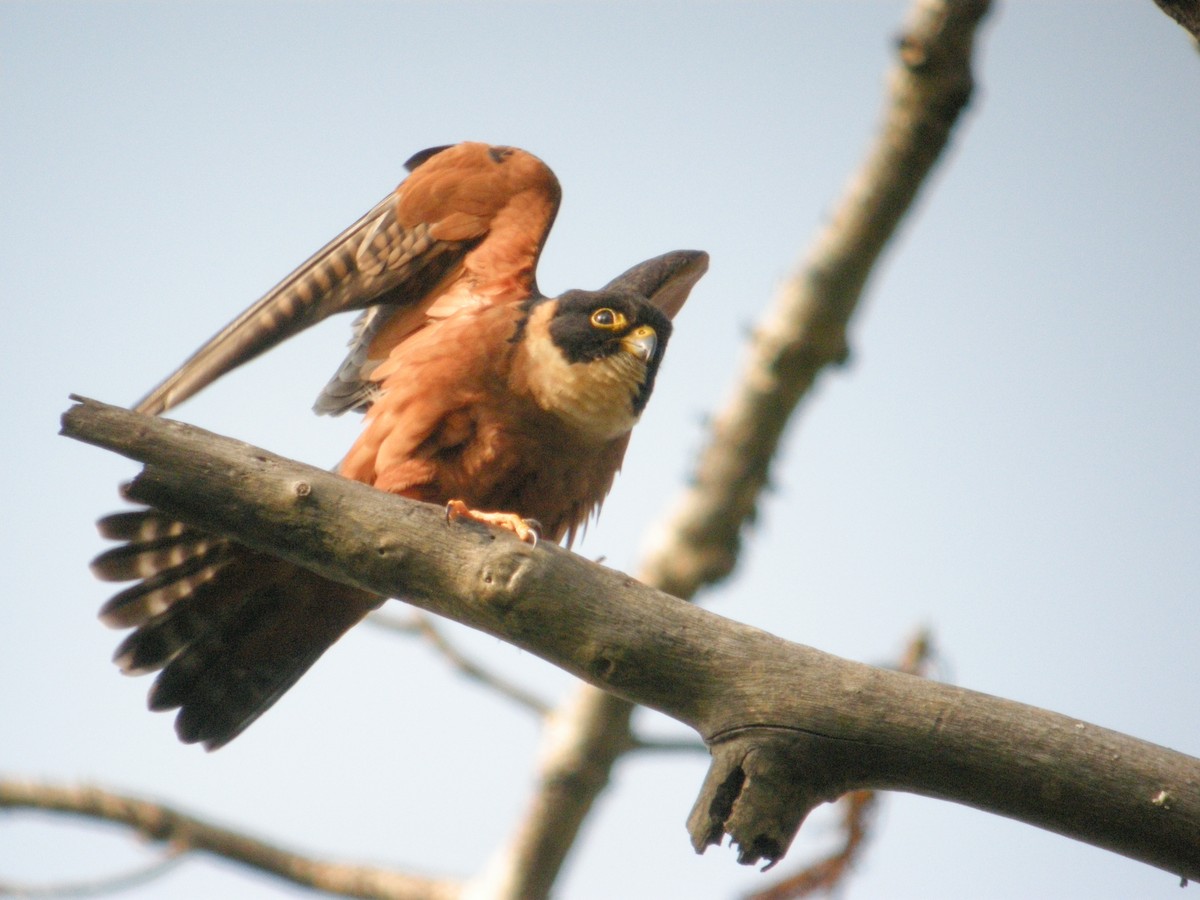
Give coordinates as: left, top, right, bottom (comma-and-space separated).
135, 142, 561, 416
314, 144, 563, 416
133, 190, 465, 416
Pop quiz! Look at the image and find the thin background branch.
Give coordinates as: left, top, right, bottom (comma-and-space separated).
368, 611, 552, 716
0, 848, 183, 898
0, 780, 460, 900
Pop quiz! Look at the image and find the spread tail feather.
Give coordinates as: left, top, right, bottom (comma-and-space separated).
94, 507, 382, 749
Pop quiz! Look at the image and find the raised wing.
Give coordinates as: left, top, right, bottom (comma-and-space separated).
135, 142, 562, 416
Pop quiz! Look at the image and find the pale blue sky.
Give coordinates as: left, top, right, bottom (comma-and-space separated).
3, 2, 1198, 898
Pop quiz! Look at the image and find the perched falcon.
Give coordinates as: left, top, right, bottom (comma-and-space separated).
90, 141, 707, 750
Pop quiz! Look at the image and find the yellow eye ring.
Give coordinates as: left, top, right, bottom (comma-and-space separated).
590, 308, 627, 331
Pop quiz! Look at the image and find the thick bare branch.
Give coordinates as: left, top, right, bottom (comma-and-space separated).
490, 1, 993, 896
749, 630, 935, 899
58, 399, 1200, 884
0, 778, 460, 900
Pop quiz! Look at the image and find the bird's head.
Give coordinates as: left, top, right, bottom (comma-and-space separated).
519, 289, 674, 442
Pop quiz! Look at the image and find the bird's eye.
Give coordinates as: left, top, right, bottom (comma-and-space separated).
590, 308, 626, 330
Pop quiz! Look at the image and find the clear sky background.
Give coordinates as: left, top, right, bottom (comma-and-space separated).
3, 2, 1198, 898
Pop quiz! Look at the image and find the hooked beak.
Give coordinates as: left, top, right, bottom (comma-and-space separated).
620, 325, 657, 362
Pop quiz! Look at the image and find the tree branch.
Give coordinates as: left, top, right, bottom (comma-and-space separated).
1150, 0, 1200, 43
368, 611, 552, 716
58, 398, 1200, 884
745, 791, 879, 900
750, 629, 935, 899
0, 844, 182, 897
0, 778, 460, 900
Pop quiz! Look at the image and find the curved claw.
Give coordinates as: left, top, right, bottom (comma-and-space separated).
523, 519, 543, 548
445, 500, 541, 546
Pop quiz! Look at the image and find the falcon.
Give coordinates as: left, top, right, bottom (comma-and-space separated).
90, 141, 707, 749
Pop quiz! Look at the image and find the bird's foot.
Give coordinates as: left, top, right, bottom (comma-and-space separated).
445, 500, 542, 546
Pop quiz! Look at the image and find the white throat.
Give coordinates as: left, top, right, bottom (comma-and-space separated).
522, 303, 646, 442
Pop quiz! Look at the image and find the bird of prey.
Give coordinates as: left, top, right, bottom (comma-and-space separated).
90, 141, 708, 750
